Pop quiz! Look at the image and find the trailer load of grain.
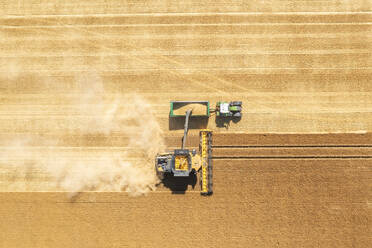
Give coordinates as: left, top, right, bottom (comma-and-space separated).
170, 101, 209, 116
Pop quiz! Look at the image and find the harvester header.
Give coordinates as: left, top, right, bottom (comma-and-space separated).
199, 129, 213, 195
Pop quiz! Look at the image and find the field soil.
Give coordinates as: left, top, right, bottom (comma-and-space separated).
0, 0, 372, 247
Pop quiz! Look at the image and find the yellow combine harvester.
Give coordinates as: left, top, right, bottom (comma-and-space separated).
155, 109, 213, 195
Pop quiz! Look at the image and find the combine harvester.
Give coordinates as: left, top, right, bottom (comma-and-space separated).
155, 101, 213, 195
155, 100, 242, 196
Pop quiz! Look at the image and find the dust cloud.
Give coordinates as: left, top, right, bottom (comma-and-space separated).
4, 74, 165, 196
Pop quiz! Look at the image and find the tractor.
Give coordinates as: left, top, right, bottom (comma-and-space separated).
215, 101, 242, 117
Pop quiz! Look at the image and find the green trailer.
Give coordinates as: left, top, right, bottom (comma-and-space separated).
169, 101, 210, 117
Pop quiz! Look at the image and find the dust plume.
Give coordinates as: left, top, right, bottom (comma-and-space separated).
3, 74, 165, 196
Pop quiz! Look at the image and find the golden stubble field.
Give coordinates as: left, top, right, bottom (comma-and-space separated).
0, 1, 371, 247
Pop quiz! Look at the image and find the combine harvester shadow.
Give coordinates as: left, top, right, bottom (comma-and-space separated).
160, 173, 197, 194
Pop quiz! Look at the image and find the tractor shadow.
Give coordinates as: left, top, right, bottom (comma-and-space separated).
215, 116, 242, 129
160, 173, 198, 194
169, 116, 209, 130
